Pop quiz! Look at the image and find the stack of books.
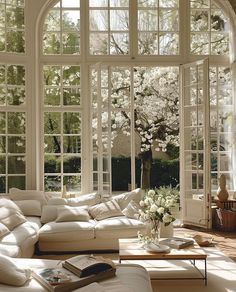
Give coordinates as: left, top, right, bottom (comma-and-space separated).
32, 255, 116, 292
160, 237, 194, 249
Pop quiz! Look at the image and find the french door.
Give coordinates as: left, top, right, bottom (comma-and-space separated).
180, 59, 211, 229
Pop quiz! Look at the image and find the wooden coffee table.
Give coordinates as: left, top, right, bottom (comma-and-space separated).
119, 238, 208, 285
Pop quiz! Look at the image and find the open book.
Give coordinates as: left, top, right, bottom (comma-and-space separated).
160, 237, 194, 249
62, 255, 116, 278
32, 267, 116, 292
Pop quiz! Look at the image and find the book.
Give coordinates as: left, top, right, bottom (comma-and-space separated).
62, 255, 116, 278
160, 237, 194, 249
32, 267, 116, 292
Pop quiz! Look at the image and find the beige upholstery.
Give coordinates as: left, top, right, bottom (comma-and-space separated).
0, 259, 153, 292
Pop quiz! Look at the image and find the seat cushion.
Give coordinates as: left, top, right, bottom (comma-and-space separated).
39, 220, 96, 242
95, 216, 147, 239
26, 217, 42, 232
0, 244, 20, 257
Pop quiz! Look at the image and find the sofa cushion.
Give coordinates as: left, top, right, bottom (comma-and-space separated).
122, 200, 140, 219
0, 254, 31, 286
9, 188, 48, 206
0, 223, 10, 239
0, 244, 20, 257
0, 198, 22, 213
14, 200, 42, 217
67, 192, 100, 207
89, 200, 123, 221
41, 205, 58, 223
26, 217, 42, 232
0, 207, 27, 231
47, 198, 68, 205
56, 206, 90, 222
39, 221, 96, 242
95, 216, 147, 239
112, 189, 143, 210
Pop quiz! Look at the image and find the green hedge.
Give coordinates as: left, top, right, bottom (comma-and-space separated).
112, 157, 179, 191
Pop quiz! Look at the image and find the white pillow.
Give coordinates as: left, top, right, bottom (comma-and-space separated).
0, 255, 31, 286
0, 222, 10, 239
67, 192, 100, 207
0, 207, 27, 230
89, 199, 123, 221
0, 198, 22, 213
41, 205, 58, 223
112, 188, 143, 210
14, 200, 42, 217
47, 198, 68, 205
122, 200, 140, 219
56, 206, 90, 222
9, 188, 48, 206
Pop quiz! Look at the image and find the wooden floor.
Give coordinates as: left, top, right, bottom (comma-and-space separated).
176, 227, 236, 262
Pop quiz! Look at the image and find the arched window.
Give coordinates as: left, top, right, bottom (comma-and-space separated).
39, 0, 234, 197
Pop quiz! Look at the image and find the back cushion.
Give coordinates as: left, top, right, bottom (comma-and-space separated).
0, 207, 27, 231
112, 188, 143, 210
89, 200, 123, 221
47, 198, 68, 205
67, 192, 100, 207
14, 200, 42, 217
0, 222, 10, 239
41, 205, 58, 223
0, 198, 22, 213
56, 206, 90, 222
9, 188, 48, 206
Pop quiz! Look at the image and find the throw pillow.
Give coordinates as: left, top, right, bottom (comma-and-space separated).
9, 188, 48, 206
0, 255, 31, 286
67, 192, 100, 207
41, 205, 58, 223
122, 200, 140, 219
0, 198, 22, 213
112, 188, 143, 210
56, 206, 90, 222
0, 207, 27, 231
0, 222, 10, 239
89, 200, 123, 220
14, 200, 42, 217
47, 198, 68, 205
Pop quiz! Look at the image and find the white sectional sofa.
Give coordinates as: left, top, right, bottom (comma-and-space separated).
0, 188, 147, 256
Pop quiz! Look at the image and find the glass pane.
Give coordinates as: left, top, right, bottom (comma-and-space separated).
90, 10, 108, 30
191, 10, 208, 31
8, 176, 25, 191
211, 153, 217, 171
8, 136, 25, 153
159, 9, 178, 31
44, 66, 61, 86
63, 175, 81, 192
62, 0, 80, 8
0, 176, 6, 193
138, 32, 158, 55
6, 30, 25, 53
7, 86, 25, 105
8, 112, 25, 134
0, 86, 6, 105
190, 0, 209, 8
44, 176, 61, 192
211, 33, 229, 55
44, 136, 61, 153
159, 33, 178, 55
138, 0, 158, 8
90, 0, 108, 7
44, 112, 61, 134
220, 154, 231, 171
8, 156, 25, 173
219, 134, 232, 151
7, 65, 25, 85
90, 33, 108, 54
63, 66, 80, 86
0, 136, 5, 153
191, 32, 209, 54
62, 10, 80, 31
110, 33, 129, 54
0, 112, 6, 134
44, 155, 61, 173
0, 30, 6, 51
211, 10, 228, 32
6, 6, 24, 29
211, 173, 218, 190
138, 10, 158, 31
63, 136, 81, 153
219, 87, 232, 106
63, 156, 81, 173
0, 156, 6, 173
63, 88, 80, 105
110, 10, 128, 30
110, 0, 129, 7
43, 33, 60, 54
218, 67, 231, 85
44, 87, 60, 106
63, 112, 81, 134
159, 0, 178, 7
219, 110, 233, 132
44, 10, 60, 31
62, 33, 80, 54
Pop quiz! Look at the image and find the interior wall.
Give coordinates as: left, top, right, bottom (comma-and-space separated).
229, 0, 236, 12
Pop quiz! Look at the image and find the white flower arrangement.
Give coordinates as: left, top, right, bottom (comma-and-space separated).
138, 186, 179, 244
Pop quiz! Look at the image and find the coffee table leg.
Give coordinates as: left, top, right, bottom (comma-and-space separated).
204, 259, 207, 286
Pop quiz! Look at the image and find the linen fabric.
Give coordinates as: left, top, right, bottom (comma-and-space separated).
0, 222, 10, 239
89, 199, 123, 220
56, 206, 90, 222
0, 207, 27, 230
14, 200, 42, 216
112, 188, 143, 210
0, 255, 31, 286
67, 192, 100, 207
122, 200, 140, 219
9, 188, 48, 206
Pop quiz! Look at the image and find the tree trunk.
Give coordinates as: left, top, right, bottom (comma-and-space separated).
140, 149, 152, 190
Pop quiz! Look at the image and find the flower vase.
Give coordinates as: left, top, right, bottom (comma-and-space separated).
150, 221, 160, 244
